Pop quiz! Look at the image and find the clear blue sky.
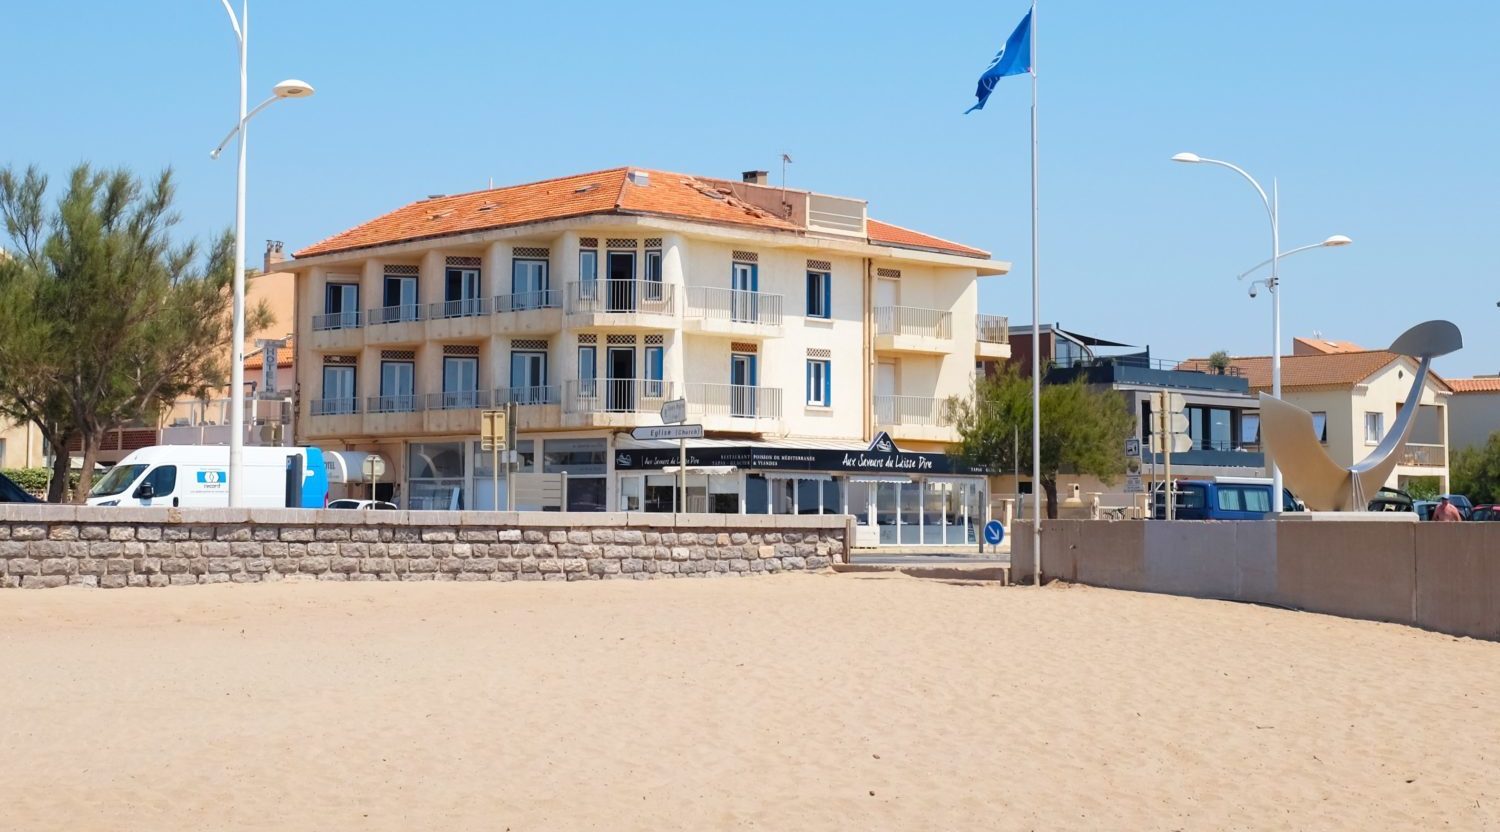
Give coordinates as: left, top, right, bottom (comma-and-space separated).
4, 1, 1496, 375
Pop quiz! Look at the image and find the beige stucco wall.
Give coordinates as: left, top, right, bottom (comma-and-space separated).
0, 420, 46, 469
1448, 391, 1500, 451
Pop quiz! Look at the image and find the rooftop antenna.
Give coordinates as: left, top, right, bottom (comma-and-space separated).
780, 153, 793, 218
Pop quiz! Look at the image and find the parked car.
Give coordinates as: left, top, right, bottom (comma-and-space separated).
1412, 500, 1438, 520
1469, 504, 1500, 521
328, 499, 398, 511
1152, 478, 1303, 520
0, 471, 41, 503
1368, 487, 1414, 513
85, 445, 329, 508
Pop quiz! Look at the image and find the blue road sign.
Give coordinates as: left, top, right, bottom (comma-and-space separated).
984, 520, 1005, 546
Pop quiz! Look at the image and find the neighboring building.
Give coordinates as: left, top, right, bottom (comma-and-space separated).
1445, 376, 1500, 451
1182, 342, 1453, 493
0, 419, 47, 470
999, 325, 1264, 503
286, 166, 1010, 545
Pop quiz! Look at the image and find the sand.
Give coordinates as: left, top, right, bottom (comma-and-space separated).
1, 574, 1497, 831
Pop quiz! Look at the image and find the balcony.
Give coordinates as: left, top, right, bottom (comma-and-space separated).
159, 397, 293, 447
493, 289, 563, 334
497, 385, 563, 431
874, 306, 953, 355
566, 280, 676, 330
308, 311, 363, 351
682, 287, 783, 338
365, 394, 424, 434
563, 378, 675, 428
686, 383, 783, 433
422, 389, 492, 433
1398, 443, 1447, 468
874, 394, 959, 443
1046, 356, 1250, 394
426, 298, 491, 340
305, 397, 361, 440
976, 314, 1011, 359
365, 304, 425, 345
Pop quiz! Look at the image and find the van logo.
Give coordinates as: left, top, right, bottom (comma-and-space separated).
197, 470, 225, 485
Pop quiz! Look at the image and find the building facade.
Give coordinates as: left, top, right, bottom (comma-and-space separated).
1445, 377, 1500, 451
288, 167, 1010, 546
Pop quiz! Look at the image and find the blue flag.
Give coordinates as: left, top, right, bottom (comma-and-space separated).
966, 9, 1033, 113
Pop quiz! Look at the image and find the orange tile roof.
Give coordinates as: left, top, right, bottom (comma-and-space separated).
1180, 351, 1407, 391
867, 219, 989, 258
1448, 377, 1500, 393
294, 167, 989, 260
1292, 337, 1366, 355
244, 337, 295, 371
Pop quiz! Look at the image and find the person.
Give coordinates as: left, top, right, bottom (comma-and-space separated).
1431, 496, 1463, 522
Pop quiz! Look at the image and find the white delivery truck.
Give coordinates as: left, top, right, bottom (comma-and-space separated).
85, 445, 330, 508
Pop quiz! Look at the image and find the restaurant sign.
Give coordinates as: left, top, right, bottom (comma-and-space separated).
613, 433, 975, 475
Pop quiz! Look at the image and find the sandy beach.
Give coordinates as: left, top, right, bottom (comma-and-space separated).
2, 574, 1496, 831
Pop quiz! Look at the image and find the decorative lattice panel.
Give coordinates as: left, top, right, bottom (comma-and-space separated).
446, 256, 481, 268
444, 344, 481, 357
644, 238, 663, 249
732, 250, 759, 263
385, 264, 419, 276
513, 247, 549, 259
606, 334, 636, 346
606, 238, 636, 249
512, 339, 548, 351
324, 355, 357, 366
579, 237, 598, 248
877, 267, 902, 279
380, 350, 415, 361
807, 348, 831, 359
578, 334, 597, 345
807, 259, 832, 272
644, 334, 664, 346
731, 342, 759, 354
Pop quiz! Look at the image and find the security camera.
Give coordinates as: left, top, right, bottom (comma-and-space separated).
1249, 285, 1258, 299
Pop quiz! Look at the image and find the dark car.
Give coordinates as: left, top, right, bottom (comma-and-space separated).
0, 472, 41, 503
1469, 504, 1500, 521
1368, 487, 1414, 513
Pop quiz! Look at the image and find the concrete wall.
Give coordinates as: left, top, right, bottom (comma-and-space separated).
1011, 519, 1500, 641
0, 505, 849, 589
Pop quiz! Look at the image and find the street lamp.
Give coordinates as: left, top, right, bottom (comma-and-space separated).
211, 0, 314, 507
1240, 236, 1352, 297
1172, 152, 1349, 512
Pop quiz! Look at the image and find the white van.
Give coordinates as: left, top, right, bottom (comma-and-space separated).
86, 445, 330, 508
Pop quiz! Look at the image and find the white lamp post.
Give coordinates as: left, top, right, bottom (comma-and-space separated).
211, 0, 313, 506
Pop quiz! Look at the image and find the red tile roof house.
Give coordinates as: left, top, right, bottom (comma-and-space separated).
282, 166, 1013, 544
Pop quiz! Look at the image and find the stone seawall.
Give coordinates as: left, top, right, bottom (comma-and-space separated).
0, 506, 850, 589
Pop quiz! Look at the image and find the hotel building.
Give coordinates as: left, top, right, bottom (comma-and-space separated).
288, 167, 1009, 546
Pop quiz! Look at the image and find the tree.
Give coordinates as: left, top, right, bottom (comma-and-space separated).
0, 163, 268, 501
950, 365, 1135, 518
1207, 350, 1231, 374
1451, 433, 1500, 504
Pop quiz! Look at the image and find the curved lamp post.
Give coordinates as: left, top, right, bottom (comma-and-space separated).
1172, 152, 1349, 512
211, 0, 314, 507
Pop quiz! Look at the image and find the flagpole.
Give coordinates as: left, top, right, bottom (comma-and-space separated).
1028, 0, 1041, 587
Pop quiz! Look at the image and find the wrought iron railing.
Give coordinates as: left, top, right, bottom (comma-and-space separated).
367, 394, 422, 414
427, 297, 490, 319
497, 386, 561, 406
976, 314, 1009, 344
566, 280, 675, 315
494, 289, 561, 312
367, 304, 425, 325
565, 378, 675, 414
311, 398, 360, 416
311, 310, 361, 331
424, 389, 491, 411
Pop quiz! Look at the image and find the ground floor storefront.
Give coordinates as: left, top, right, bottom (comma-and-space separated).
322, 431, 987, 548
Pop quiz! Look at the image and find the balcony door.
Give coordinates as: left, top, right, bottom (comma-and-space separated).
510, 351, 547, 404
444, 268, 481, 317
731, 261, 758, 323
379, 361, 415, 412
322, 365, 356, 414
730, 353, 757, 418
606, 347, 636, 412
325, 283, 358, 328
511, 259, 548, 310
384, 275, 416, 312
442, 356, 479, 409
606, 251, 635, 312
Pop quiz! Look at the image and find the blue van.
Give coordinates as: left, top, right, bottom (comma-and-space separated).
1152, 478, 1303, 520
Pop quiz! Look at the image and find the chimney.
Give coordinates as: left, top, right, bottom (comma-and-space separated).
742, 170, 769, 186
263, 239, 285, 272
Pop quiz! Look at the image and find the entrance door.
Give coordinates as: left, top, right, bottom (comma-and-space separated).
607, 251, 635, 312
607, 347, 636, 412
730, 353, 757, 417
731, 261, 758, 323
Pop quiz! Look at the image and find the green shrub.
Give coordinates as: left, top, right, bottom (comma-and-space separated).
1, 467, 81, 501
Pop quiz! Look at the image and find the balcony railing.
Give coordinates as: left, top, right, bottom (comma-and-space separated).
424, 389, 491, 411
565, 378, 675, 414
494, 289, 561, 312
311, 398, 360, 416
367, 394, 423, 414
875, 306, 953, 339
687, 383, 783, 420
1399, 443, 1446, 467
428, 297, 490, 319
312, 311, 361, 331
497, 385, 560, 406
874, 395, 953, 427
367, 304, 425, 325
566, 279, 675, 316
684, 286, 784, 326
976, 314, 1009, 344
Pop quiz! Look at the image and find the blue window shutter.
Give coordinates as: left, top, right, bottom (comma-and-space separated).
823, 361, 832, 405
806, 361, 812, 404
822, 274, 831, 317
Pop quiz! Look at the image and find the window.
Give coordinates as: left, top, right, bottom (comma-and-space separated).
1312, 412, 1328, 444
378, 361, 415, 412
731, 261, 758, 323
321, 365, 356, 413
578, 345, 597, 398
644, 249, 663, 301
444, 267, 481, 316
806, 270, 831, 319
579, 249, 597, 297
408, 442, 465, 510
1217, 486, 1271, 513
542, 438, 606, 474
383, 275, 416, 309
1365, 411, 1385, 444
645, 346, 664, 397
1241, 413, 1261, 448
442, 356, 479, 408
807, 359, 831, 406
511, 259, 548, 310
141, 465, 177, 498
323, 283, 359, 329
510, 351, 548, 403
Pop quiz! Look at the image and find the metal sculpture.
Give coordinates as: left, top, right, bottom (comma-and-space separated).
1259, 320, 1462, 511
